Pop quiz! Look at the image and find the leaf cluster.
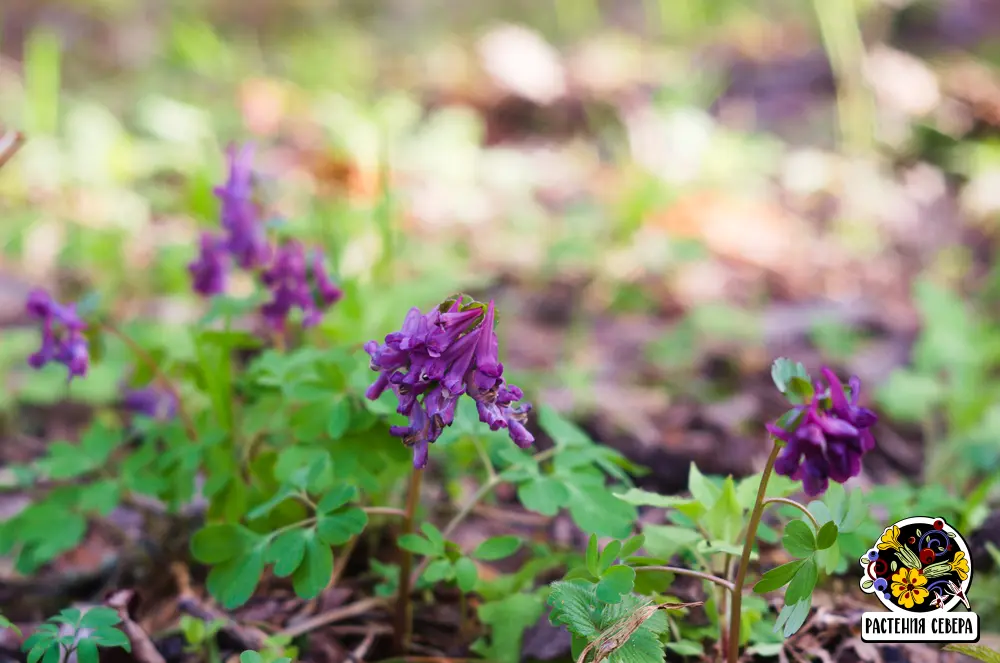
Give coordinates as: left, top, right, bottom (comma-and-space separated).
21, 608, 130, 663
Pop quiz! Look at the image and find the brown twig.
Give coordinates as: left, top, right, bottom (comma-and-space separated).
276, 597, 388, 639
171, 563, 267, 651
0, 130, 25, 171
105, 590, 167, 663
347, 627, 378, 663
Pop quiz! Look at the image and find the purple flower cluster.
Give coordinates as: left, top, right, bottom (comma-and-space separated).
25, 289, 89, 381
122, 386, 178, 421
259, 242, 343, 331
188, 143, 342, 330
767, 367, 877, 496
365, 299, 534, 468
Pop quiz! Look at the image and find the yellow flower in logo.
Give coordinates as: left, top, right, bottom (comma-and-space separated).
878, 525, 902, 551
950, 551, 969, 581
891, 567, 929, 609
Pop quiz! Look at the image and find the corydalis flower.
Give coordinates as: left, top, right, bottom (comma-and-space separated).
260, 242, 343, 330
122, 386, 178, 421
365, 297, 534, 468
766, 366, 877, 496
25, 289, 89, 381
215, 143, 269, 269
189, 233, 228, 296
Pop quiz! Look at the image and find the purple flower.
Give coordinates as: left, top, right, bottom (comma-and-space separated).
260, 241, 313, 331
365, 297, 534, 468
303, 250, 342, 327
189, 233, 229, 296
25, 289, 90, 381
260, 242, 344, 331
766, 366, 877, 496
122, 386, 178, 420
215, 143, 270, 269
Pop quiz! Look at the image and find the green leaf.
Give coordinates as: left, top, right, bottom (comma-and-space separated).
267, 529, 308, 577
774, 597, 811, 637
782, 520, 816, 558
422, 559, 454, 583
666, 640, 704, 657
839, 488, 866, 534
942, 645, 1000, 663
585, 534, 600, 577
316, 485, 357, 514
598, 540, 622, 573
687, 463, 720, 508
562, 474, 637, 538
704, 477, 742, 543
52, 608, 82, 626
326, 396, 352, 440
398, 534, 438, 556
518, 476, 571, 516
620, 534, 645, 558
816, 522, 838, 550
241, 651, 264, 663
292, 534, 334, 599
421, 524, 447, 552
614, 488, 695, 509
784, 558, 818, 604
316, 507, 368, 545
80, 607, 121, 629
785, 376, 814, 405
876, 369, 945, 423
547, 581, 602, 640
40, 644, 61, 663
753, 559, 806, 594
191, 523, 259, 564
736, 472, 798, 510
206, 547, 266, 609
771, 358, 810, 396
596, 565, 635, 603
454, 557, 479, 592
538, 406, 593, 447
642, 525, 702, 560
76, 639, 98, 663
247, 486, 297, 521
473, 536, 522, 561
0, 615, 20, 636
477, 592, 546, 663
77, 480, 121, 516
91, 627, 131, 651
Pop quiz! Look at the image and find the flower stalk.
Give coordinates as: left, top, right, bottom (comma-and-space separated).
727, 441, 782, 663
393, 468, 423, 654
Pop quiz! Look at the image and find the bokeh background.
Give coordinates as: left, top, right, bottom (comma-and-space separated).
1, 0, 1000, 652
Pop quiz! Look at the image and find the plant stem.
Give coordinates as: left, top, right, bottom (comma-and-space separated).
366, 506, 408, 517
102, 323, 198, 442
632, 566, 735, 592
727, 442, 783, 663
471, 436, 498, 482
812, 0, 873, 155
762, 497, 819, 529
410, 474, 502, 585
393, 468, 423, 655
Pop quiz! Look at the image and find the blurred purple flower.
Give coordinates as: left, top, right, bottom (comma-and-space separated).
25, 289, 89, 381
189, 233, 229, 296
214, 143, 270, 269
122, 386, 178, 420
260, 242, 344, 330
766, 367, 877, 496
365, 298, 534, 468
260, 240, 313, 330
